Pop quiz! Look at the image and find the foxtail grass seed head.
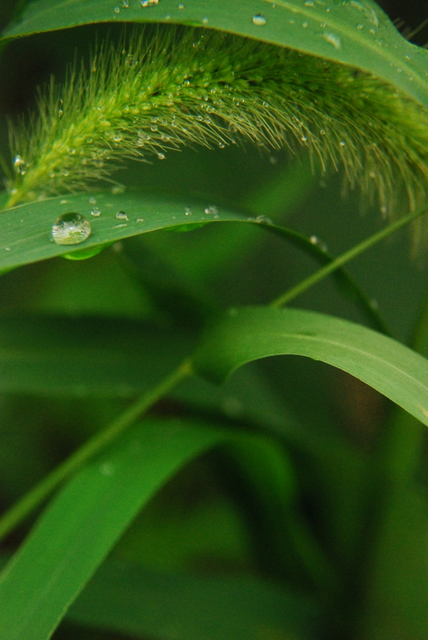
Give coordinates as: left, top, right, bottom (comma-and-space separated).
5, 25, 428, 231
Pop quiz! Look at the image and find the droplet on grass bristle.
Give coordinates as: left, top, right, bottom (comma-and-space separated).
51, 213, 92, 245
13, 155, 27, 175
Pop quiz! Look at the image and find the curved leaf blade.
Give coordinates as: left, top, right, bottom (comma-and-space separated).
2, 0, 427, 108
192, 307, 428, 427
0, 191, 248, 271
0, 418, 230, 640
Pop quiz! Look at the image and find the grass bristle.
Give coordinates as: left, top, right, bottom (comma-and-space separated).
6, 25, 428, 225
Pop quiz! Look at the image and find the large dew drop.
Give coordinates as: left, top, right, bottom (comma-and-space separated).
252, 14, 267, 26
51, 212, 92, 245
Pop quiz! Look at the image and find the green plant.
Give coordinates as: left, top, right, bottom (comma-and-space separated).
0, 1, 428, 639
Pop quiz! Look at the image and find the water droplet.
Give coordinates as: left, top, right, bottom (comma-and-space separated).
89, 197, 97, 205
202, 16, 209, 24
252, 14, 267, 26
339, 140, 346, 147
51, 213, 92, 246
13, 155, 27, 175
356, 23, 364, 29
254, 215, 273, 225
113, 5, 121, 13
115, 211, 129, 221
4, 247, 11, 252
302, 21, 308, 28
178, 2, 184, 8
322, 32, 342, 49
140, 0, 159, 5
157, 152, 166, 160
184, 207, 192, 216
122, 0, 129, 6
90, 207, 102, 217
369, 298, 379, 310
304, 0, 315, 5
204, 205, 218, 215
99, 462, 115, 476
136, 217, 145, 223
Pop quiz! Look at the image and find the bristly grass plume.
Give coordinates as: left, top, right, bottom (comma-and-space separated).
6, 25, 428, 220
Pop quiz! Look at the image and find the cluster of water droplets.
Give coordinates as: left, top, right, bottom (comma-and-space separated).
50, 199, 223, 247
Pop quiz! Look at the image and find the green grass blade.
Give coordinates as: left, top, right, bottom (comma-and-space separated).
0, 418, 230, 640
2, 0, 427, 108
0, 191, 249, 271
0, 189, 392, 337
192, 306, 428, 427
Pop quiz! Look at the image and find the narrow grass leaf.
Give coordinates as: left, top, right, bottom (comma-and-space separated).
0, 418, 231, 640
192, 307, 428, 427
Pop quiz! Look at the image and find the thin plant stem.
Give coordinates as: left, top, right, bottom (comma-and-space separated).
271, 205, 428, 308
0, 358, 193, 543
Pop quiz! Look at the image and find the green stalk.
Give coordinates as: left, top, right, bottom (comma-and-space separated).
271, 205, 428, 308
0, 359, 193, 542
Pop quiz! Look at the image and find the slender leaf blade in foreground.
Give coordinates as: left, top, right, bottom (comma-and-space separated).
0, 418, 230, 640
192, 307, 428, 427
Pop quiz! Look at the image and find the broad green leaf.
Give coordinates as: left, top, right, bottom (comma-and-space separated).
2, 0, 427, 109
0, 315, 193, 396
0, 418, 232, 640
67, 559, 319, 640
192, 307, 428, 427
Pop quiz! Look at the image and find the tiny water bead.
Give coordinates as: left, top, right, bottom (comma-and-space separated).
322, 32, 342, 49
90, 207, 102, 217
115, 210, 129, 221
51, 213, 92, 246
13, 155, 27, 175
140, 0, 159, 6
252, 14, 267, 26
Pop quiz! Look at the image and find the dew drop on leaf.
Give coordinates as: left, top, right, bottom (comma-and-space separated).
252, 14, 267, 26
51, 213, 92, 246
115, 210, 129, 221
322, 31, 342, 49
140, 0, 159, 6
